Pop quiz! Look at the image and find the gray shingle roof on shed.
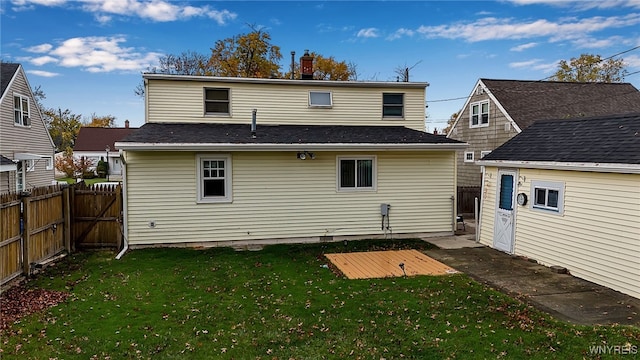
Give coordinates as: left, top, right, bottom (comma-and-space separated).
1, 155, 15, 166
118, 123, 463, 145
482, 112, 640, 164
1, 63, 20, 97
481, 79, 640, 129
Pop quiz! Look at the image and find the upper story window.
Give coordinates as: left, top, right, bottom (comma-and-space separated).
382, 93, 404, 118
204, 88, 230, 115
14, 94, 31, 126
470, 100, 489, 128
464, 151, 474, 162
531, 180, 564, 215
309, 91, 332, 107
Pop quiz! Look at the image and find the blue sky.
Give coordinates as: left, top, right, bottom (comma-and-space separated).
2, 1, 640, 131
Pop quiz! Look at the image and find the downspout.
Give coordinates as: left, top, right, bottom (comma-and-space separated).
476, 165, 485, 243
116, 150, 128, 259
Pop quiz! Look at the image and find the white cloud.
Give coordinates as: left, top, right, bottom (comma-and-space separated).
624, 54, 640, 68
357, 28, 379, 38
509, 59, 543, 68
11, 0, 237, 24
510, 42, 538, 51
27, 69, 60, 77
25, 43, 53, 53
387, 28, 415, 41
23, 35, 162, 73
509, 58, 558, 73
413, 14, 640, 44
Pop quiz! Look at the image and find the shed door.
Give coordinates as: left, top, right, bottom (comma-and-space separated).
493, 170, 516, 253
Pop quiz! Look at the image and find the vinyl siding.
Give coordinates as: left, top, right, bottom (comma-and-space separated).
448, 93, 516, 187
480, 166, 640, 299
146, 79, 426, 131
0, 67, 55, 193
124, 150, 455, 245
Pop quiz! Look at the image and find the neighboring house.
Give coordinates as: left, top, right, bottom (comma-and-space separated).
476, 113, 640, 299
116, 72, 467, 248
73, 121, 137, 179
447, 79, 640, 188
0, 63, 55, 193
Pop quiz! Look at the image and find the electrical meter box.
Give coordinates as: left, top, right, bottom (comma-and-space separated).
380, 203, 390, 216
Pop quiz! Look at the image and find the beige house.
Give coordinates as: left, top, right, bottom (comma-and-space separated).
0, 63, 55, 193
477, 113, 640, 299
116, 73, 467, 248
447, 79, 640, 188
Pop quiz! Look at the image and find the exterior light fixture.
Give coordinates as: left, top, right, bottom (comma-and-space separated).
297, 151, 315, 160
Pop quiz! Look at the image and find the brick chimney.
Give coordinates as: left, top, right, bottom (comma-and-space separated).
300, 50, 313, 80
125, 120, 130, 128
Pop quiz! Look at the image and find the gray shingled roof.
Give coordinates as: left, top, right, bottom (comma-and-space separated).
481, 112, 640, 164
118, 123, 463, 146
1, 155, 15, 166
482, 79, 640, 129
1, 63, 20, 97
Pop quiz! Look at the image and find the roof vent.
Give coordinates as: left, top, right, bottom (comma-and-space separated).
300, 50, 313, 80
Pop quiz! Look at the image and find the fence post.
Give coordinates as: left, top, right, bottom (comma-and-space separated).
21, 192, 31, 277
63, 186, 72, 253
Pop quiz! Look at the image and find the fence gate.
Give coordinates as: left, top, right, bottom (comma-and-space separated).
73, 183, 122, 250
0, 193, 22, 284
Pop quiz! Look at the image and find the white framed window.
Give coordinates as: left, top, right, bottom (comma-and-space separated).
14, 93, 31, 126
480, 150, 491, 159
337, 156, 376, 191
45, 156, 54, 170
196, 154, 232, 203
530, 180, 564, 215
204, 88, 230, 115
382, 93, 404, 118
464, 151, 474, 162
25, 159, 35, 172
309, 91, 332, 107
470, 100, 489, 128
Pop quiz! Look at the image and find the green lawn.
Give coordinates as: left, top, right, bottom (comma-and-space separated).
55, 177, 113, 185
2, 240, 638, 359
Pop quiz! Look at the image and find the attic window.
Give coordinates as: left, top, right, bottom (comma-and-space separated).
309, 91, 332, 107
470, 100, 489, 128
14, 94, 30, 126
204, 88, 230, 115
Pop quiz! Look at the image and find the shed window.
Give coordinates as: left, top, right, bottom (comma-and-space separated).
382, 93, 404, 118
204, 88, 230, 115
309, 91, 332, 107
531, 180, 564, 215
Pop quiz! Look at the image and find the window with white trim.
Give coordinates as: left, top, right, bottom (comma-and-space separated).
197, 154, 232, 203
337, 156, 376, 191
14, 94, 31, 126
382, 93, 404, 118
309, 91, 332, 107
470, 100, 489, 127
26, 159, 35, 172
45, 156, 54, 170
531, 180, 564, 215
204, 88, 230, 115
464, 151, 474, 162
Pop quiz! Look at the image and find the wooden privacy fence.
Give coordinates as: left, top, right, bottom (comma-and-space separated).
0, 183, 122, 285
457, 186, 481, 216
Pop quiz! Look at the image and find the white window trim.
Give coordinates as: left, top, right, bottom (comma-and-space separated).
308, 91, 333, 108
45, 156, 54, 170
464, 151, 475, 162
25, 159, 35, 172
480, 150, 492, 159
530, 180, 564, 215
203, 88, 231, 117
196, 154, 232, 203
13, 93, 31, 127
469, 100, 489, 128
382, 93, 404, 119
336, 155, 377, 192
